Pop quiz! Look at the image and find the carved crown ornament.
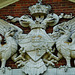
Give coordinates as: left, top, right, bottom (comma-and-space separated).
0, 0, 75, 75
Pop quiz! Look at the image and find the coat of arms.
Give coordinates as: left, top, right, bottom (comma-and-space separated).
0, 0, 75, 75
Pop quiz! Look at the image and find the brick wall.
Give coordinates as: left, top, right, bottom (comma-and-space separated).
0, 0, 75, 68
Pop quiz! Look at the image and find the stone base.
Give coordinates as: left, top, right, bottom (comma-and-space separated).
0, 68, 75, 75
44, 68, 75, 75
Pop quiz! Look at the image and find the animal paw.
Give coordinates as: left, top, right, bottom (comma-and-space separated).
1, 67, 5, 73
59, 65, 68, 72
16, 60, 28, 68
64, 66, 68, 72
46, 61, 55, 67
7, 67, 11, 70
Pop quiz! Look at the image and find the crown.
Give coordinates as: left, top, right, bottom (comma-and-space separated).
29, 1, 51, 16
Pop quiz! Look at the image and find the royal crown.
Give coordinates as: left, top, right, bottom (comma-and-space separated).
29, 0, 51, 16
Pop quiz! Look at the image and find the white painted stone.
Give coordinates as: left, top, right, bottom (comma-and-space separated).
12, 69, 23, 75
44, 68, 56, 75
0, 68, 12, 75
53, 18, 75, 68
0, 68, 75, 75
0, 0, 19, 9
69, 0, 75, 3
56, 68, 75, 75
0, 19, 23, 73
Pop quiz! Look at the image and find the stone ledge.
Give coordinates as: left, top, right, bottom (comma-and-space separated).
44, 68, 75, 75
0, 68, 75, 75
69, 0, 75, 3
0, 0, 19, 9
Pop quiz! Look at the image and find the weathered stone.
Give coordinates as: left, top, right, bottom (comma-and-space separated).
0, 0, 75, 75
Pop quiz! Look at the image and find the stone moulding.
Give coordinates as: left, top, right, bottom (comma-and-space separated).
0, 0, 19, 9
69, 0, 75, 3
0, 68, 75, 75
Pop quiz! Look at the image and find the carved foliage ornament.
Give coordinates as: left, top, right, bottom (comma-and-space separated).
0, 0, 75, 75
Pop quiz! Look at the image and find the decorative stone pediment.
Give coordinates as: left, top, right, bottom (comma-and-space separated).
0, 0, 19, 9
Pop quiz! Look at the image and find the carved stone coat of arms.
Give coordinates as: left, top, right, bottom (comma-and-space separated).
0, 0, 75, 75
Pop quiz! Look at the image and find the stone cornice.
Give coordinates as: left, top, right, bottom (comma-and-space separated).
69, 0, 75, 3
0, 0, 19, 9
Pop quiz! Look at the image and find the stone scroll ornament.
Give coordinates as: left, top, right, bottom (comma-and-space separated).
0, 0, 75, 74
